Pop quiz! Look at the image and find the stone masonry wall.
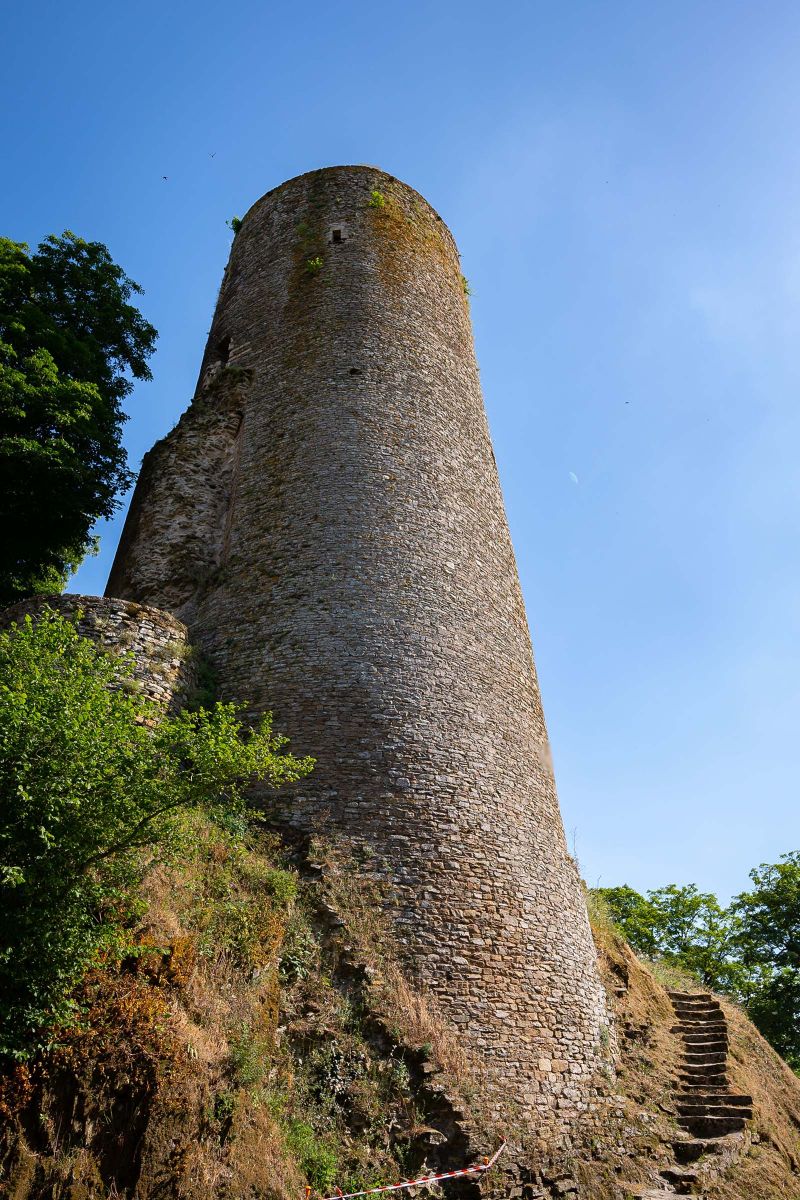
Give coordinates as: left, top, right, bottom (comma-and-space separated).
105, 166, 613, 1148
106, 370, 247, 626
0, 595, 196, 711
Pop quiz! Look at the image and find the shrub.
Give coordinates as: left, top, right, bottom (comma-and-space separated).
284, 1119, 339, 1191
0, 610, 313, 1058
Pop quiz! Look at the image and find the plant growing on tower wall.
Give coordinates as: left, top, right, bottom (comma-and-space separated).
0, 232, 158, 606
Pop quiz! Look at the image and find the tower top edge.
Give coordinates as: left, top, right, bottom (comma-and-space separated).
240, 165, 457, 251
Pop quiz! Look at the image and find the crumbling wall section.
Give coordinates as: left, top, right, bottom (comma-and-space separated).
106, 369, 248, 624
0, 594, 196, 711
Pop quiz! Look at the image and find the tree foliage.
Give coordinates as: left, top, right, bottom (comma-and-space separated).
594, 859, 800, 1069
0, 610, 314, 1058
0, 233, 157, 605
595, 883, 744, 992
733, 853, 800, 1066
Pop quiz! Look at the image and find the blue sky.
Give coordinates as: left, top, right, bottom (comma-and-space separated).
3, 1, 798, 901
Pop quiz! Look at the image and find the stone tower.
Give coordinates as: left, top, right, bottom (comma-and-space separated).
106, 166, 610, 1141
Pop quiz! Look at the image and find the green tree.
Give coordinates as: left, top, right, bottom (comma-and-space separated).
646, 883, 743, 991
733, 853, 800, 1067
594, 865, 800, 1068
0, 233, 157, 605
593, 884, 659, 958
593, 882, 743, 992
0, 610, 314, 1058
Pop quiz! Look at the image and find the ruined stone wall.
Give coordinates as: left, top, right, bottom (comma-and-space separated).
0, 595, 196, 711
106, 371, 247, 626
106, 165, 612, 1144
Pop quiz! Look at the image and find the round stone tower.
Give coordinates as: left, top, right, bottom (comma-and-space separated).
106, 166, 610, 1141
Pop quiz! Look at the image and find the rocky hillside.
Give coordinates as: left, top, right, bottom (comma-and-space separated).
1, 828, 799, 1200
587, 916, 800, 1198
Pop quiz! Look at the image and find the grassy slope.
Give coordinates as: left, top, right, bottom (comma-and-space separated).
0, 820, 485, 1200
588, 914, 800, 1199
2, 833, 800, 1200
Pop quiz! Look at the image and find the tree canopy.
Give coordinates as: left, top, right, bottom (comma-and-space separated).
0, 610, 313, 1058
732, 853, 800, 1066
594, 859, 800, 1070
0, 233, 157, 605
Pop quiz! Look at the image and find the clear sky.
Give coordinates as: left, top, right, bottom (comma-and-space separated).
3, 1, 798, 903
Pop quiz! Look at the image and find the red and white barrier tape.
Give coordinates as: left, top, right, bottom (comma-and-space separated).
308, 1139, 507, 1200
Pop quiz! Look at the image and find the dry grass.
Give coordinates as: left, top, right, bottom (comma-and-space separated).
586, 916, 800, 1199
225, 1096, 307, 1200
702, 996, 800, 1200
1, 820, 492, 1200
308, 835, 478, 1091
15, 821, 800, 1199
374, 964, 471, 1085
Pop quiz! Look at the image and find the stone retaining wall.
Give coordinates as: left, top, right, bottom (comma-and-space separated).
0, 594, 196, 711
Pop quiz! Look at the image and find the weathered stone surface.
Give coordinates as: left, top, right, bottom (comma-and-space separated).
105, 165, 613, 1137
0, 594, 196, 711
106, 371, 247, 625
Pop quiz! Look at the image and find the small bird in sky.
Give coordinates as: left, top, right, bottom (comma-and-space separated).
210, 152, 216, 158
162, 175, 168, 181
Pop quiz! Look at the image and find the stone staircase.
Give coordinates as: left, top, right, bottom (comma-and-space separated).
657, 990, 753, 1194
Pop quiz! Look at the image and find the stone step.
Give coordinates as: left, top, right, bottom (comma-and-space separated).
672, 1022, 728, 1035
635, 1192, 688, 1199
668, 990, 714, 1000
672, 1009, 721, 1021
678, 1073, 729, 1082
671, 1002, 721, 1013
671, 999, 720, 1009
682, 1052, 727, 1065
671, 1017, 724, 1027
660, 1164, 703, 1193
676, 1092, 752, 1106
677, 1114, 748, 1137
677, 1103, 754, 1119
680, 1037, 729, 1049
623, 1189, 686, 1199
672, 1137, 727, 1164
